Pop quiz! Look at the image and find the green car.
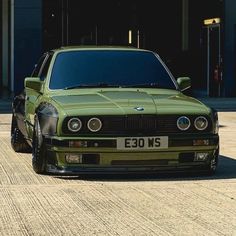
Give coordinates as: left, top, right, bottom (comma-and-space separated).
11, 46, 219, 175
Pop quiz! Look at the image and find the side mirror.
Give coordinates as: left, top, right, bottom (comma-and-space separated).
24, 77, 42, 92
177, 77, 191, 91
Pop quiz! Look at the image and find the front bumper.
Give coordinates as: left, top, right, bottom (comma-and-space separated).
44, 134, 219, 175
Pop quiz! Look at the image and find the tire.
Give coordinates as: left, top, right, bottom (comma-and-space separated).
11, 115, 31, 153
205, 147, 219, 176
32, 116, 47, 174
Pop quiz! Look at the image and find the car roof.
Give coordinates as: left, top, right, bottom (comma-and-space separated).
50, 45, 152, 53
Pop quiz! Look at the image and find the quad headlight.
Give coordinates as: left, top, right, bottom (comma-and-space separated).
177, 116, 191, 131
87, 117, 102, 132
64, 117, 103, 133
67, 118, 82, 132
194, 116, 208, 131
177, 115, 209, 131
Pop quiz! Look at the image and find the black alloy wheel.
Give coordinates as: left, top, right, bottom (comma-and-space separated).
32, 116, 46, 174
206, 147, 219, 176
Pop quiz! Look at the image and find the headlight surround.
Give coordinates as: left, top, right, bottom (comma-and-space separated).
177, 116, 191, 131
87, 117, 102, 132
67, 118, 82, 132
194, 116, 208, 131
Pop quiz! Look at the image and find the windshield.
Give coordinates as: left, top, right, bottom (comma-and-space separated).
49, 50, 177, 90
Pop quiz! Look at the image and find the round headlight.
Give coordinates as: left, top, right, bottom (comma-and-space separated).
87, 118, 102, 132
67, 118, 82, 132
177, 116, 191, 131
194, 116, 208, 130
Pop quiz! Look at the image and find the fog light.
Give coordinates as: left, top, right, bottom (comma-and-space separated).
195, 153, 209, 161
65, 154, 82, 163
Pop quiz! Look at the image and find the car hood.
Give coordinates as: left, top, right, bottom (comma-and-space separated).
51, 89, 210, 116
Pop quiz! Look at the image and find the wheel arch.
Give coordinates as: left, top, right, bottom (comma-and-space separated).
35, 102, 59, 136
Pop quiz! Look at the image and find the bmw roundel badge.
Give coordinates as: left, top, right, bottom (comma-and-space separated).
134, 107, 144, 111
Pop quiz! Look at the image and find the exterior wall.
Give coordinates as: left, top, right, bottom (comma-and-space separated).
0, 1, 2, 90
223, 0, 236, 96
2, 0, 9, 88
13, 0, 42, 94
5, 0, 236, 97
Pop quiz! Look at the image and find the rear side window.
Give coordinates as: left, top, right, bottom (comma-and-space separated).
31, 53, 53, 81
40, 54, 53, 81
31, 54, 47, 77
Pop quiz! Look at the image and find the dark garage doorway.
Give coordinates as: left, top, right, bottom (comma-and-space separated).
42, 0, 182, 62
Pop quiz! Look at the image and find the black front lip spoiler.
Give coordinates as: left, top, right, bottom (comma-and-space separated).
46, 164, 211, 175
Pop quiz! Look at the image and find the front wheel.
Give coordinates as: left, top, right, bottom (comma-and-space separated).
206, 147, 219, 176
32, 117, 46, 174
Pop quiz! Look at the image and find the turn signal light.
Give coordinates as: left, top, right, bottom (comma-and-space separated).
69, 141, 88, 148
193, 139, 209, 146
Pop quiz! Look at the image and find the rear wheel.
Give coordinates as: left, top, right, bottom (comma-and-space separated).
32, 117, 46, 174
11, 115, 31, 153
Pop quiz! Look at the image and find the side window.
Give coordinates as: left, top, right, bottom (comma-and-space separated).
39, 54, 53, 81
31, 54, 47, 77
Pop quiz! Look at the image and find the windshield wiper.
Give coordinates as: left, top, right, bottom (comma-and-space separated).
123, 83, 159, 88
63, 83, 120, 90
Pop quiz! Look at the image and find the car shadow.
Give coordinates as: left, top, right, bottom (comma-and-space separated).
219, 125, 226, 128
54, 155, 236, 182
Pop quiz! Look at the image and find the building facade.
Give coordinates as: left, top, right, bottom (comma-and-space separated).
1, 0, 236, 97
